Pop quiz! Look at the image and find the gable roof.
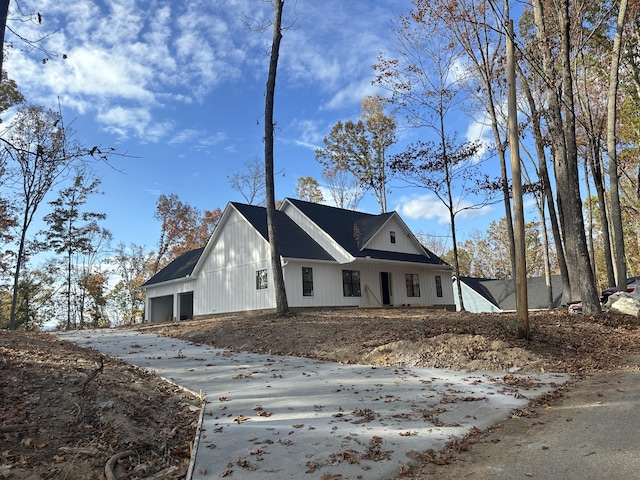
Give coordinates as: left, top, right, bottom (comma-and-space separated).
145, 200, 451, 289
459, 275, 564, 310
285, 198, 392, 254
232, 202, 334, 261
142, 247, 204, 287
284, 198, 447, 266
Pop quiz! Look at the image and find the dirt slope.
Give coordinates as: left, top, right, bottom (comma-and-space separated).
157, 308, 640, 375
0, 331, 200, 480
2, 307, 640, 479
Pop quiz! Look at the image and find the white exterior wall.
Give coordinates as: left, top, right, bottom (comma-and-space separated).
284, 259, 454, 308
144, 279, 196, 322
364, 216, 424, 255
194, 209, 276, 315
356, 262, 454, 307
145, 279, 196, 299
422, 269, 455, 306
284, 260, 360, 308
144, 204, 455, 319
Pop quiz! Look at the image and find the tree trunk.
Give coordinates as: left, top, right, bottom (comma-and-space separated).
515, 61, 572, 304
506, 18, 529, 338
607, 0, 628, 291
588, 139, 615, 286
0, 0, 9, 78
264, 0, 289, 316
9, 208, 29, 330
66, 250, 72, 330
556, 0, 600, 314
536, 199, 554, 309
532, 0, 599, 314
583, 157, 595, 276
485, 77, 515, 278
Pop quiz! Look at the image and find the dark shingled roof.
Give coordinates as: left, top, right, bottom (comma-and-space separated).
286, 198, 446, 265
460, 275, 564, 310
232, 202, 334, 261
142, 247, 204, 287
144, 200, 450, 288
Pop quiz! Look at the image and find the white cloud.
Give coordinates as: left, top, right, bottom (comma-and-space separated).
5, 0, 266, 140
322, 80, 381, 111
96, 106, 152, 138
4, 0, 402, 145
396, 194, 451, 224
395, 194, 494, 226
464, 117, 494, 158
290, 118, 324, 147
167, 129, 228, 152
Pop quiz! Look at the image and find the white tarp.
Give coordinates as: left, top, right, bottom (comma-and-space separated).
607, 292, 640, 317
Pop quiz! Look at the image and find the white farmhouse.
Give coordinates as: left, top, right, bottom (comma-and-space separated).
141, 198, 455, 322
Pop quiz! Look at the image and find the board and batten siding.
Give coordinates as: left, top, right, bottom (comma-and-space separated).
145, 279, 196, 299
284, 259, 454, 308
284, 260, 361, 308
364, 216, 425, 255
194, 208, 275, 315
144, 279, 196, 322
354, 261, 454, 307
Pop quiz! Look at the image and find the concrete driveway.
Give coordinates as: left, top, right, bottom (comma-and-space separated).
58, 329, 569, 479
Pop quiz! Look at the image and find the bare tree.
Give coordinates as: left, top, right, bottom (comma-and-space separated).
411, 0, 517, 280
227, 156, 266, 205
0, 0, 9, 76
0, 72, 22, 273
321, 166, 364, 210
376, 12, 489, 310
264, 0, 288, 315
3, 105, 78, 329
108, 243, 151, 325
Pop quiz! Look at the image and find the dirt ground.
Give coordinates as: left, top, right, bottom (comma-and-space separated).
157, 308, 640, 375
0, 331, 200, 480
2, 307, 640, 479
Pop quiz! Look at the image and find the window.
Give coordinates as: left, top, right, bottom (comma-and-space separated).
256, 269, 268, 290
342, 270, 361, 297
390, 231, 396, 243
435, 275, 443, 297
405, 273, 420, 297
302, 267, 314, 296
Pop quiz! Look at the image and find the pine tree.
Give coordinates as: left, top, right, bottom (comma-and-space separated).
42, 174, 106, 330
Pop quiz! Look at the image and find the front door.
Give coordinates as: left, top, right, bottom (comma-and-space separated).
380, 272, 392, 306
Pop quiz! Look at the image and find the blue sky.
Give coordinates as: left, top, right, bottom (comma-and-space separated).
3, 0, 510, 256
